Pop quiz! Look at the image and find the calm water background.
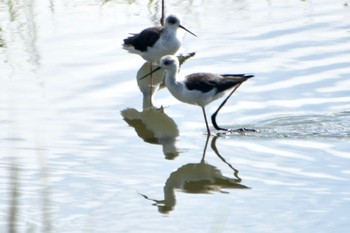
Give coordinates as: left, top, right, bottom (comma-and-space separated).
1, 0, 350, 232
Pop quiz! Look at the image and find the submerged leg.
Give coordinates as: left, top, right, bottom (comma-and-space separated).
200, 134, 210, 162
211, 85, 257, 132
149, 63, 153, 107
201, 107, 211, 135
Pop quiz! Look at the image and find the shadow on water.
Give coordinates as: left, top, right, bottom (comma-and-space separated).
139, 135, 249, 214
5, 148, 53, 233
8, 157, 19, 233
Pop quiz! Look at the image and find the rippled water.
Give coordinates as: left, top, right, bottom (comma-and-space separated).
1, 0, 350, 232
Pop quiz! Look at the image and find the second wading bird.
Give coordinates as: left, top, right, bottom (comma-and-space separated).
123, 15, 196, 106
140, 55, 255, 135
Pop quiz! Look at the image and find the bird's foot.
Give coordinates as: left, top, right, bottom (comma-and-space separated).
145, 105, 165, 112
231, 127, 258, 133
157, 105, 165, 112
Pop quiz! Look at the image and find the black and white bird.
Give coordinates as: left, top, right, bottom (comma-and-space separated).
123, 14, 196, 64
123, 14, 196, 107
140, 55, 254, 135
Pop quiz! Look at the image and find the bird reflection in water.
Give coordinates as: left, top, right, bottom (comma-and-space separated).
121, 107, 180, 159
139, 136, 250, 214
121, 53, 196, 159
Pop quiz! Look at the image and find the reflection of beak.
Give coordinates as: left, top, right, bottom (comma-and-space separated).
139, 66, 162, 80
179, 25, 197, 37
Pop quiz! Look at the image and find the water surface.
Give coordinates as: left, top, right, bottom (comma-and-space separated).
1, 0, 350, 232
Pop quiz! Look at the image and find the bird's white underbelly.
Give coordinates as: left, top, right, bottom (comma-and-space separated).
168, 83, 225, 107
142, 34, 181, 64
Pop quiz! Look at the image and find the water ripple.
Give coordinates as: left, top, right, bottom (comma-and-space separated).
229, 111, 350, 139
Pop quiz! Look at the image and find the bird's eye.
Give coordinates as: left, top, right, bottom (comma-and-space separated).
164, 60, 170, 65
167, 16, 177, 25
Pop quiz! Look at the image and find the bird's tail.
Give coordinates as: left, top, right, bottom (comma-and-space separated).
221, 74, 254, 79
220, 74, 254, 84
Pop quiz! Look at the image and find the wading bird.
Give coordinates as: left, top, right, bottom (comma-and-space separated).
123, 15, 196, 106
140, 55, 254, 135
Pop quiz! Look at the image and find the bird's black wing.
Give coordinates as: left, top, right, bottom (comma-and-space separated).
215, 74, 254, 92
185, 73, 254, 93
123, 26, 163, 52
185, 73, 221, 93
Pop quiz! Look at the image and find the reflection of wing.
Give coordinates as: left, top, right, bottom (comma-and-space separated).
121, 108, 179, 159
139, 136, 249, 214
166, 162, 249, 194
122, 108, 158, 144
177, 52, 196, 66
140, 161, 248, 214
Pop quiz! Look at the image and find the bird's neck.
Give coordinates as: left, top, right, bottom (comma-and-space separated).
165, 70, 182, 96
162, 27, 178, 38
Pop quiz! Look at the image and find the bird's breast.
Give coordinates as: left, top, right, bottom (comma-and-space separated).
159, 31, 181, 53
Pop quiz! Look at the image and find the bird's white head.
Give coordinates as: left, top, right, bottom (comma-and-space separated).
165, 15, 197, 37
138, 55, 179, 80
165, 15, 181, 28
159, 55, 179, 71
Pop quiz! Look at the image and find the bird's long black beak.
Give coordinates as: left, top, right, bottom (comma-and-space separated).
139, 66, 162, 80
179, 25, 197, 37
